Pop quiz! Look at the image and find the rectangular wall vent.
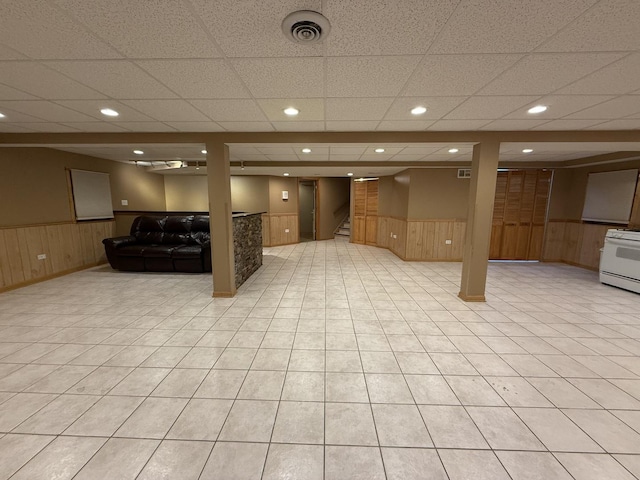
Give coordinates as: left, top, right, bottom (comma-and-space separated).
457, 168, 471, 179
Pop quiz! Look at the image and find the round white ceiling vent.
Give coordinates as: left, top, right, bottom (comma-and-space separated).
282, 10, 331, 44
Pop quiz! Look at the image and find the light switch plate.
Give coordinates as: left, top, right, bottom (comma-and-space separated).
121, 199, 128, 206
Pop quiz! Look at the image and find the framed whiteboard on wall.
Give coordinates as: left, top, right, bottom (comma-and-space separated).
69, 169, 114, 221
581, 169, 639, 224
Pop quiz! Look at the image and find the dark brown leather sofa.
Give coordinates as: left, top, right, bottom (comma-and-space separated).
102, 215, 211, 273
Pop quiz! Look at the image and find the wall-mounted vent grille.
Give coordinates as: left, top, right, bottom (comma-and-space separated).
457, 168, 471, 179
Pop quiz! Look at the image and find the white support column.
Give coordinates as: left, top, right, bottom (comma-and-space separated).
206, 142, 236, 297
459, 141, 500, 302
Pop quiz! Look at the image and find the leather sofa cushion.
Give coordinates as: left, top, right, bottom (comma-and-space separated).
165, 216, 194, 232
117, 245, 148, 256
172, 245, 202, 258
143, 245, 178, 257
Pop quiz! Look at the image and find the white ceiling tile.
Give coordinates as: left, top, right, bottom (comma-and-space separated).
586, 119, 640, 130
257, 147, 296, 155
536, 0, 640, 52
384, 97, 467, 120
56, 0, 221, 58
54, 100, 155, 122
137, 60, 249, 99
122, 100, 211, 122
230, 153, 269, 161
272, 122, 326, 131
390, 154, 428, 161
0, 63, 105, 99
403, 55, 522, 96
377, 121, 433, 131
266, 155, 299, 161
229, 146, 262, 155
327, 56, 420, 97
565, 96, 640, 119
329, 154, 362, 161
232, 58, 324, 98
61, 122, 128, 132
556, 54, 640, 95
257, 99, 324, 122
0, 107, 46, 122
325, 0, 458, 56
423, 153, 465, 161
531, 119, 604, 130
113, 122, 177, 132
0, 44, 27, 60
188, 99, 267, 122
326, 98, 393, 121
0, 84, 37, 100
16, 123, 81, 132
360, 154, 396, 161
480, 119, 549, 130
428, 119, 492, 130
504, 95, 615, 119
326, 121, 380, 131
0, 123, 34, 132
46, 61, 178, 99
0, 101, 96, 122
0, 1, 120, 59
399, 146, 444, 155
330, 146, 367, 155
445, 96, 539, 120
165, 122, 225, 132
478, 53, 623, 95
430, 0, 598, 54
189, 0, 323, 58
217, 122, 274, 132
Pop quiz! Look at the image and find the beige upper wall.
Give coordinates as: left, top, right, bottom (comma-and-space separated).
407, 168, 469, 220
269, 176, 299, 214
548, 160, 640, 221
164, 175, 208, 211
0, 147, 165, 227
231, 176, 269, 213
378, 171, 410, 219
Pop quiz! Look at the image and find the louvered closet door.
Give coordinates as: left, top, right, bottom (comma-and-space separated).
352, 180, 378, 245
490, 170, 551, 260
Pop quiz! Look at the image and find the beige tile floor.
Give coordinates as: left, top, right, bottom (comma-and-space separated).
1, 239, 640, 479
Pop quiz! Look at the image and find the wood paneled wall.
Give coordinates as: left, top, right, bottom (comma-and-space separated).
377, 217, 464, 261
262, 213, 299, 247
542, 220, 613, 270
0, 220, 115, 291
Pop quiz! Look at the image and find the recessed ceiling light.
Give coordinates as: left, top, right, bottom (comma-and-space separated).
283, 172, 290, 176
347, 172, 354, 176
374, 148, 385, 153
0, 112, 5, 118
302, 148, 311, 153
527, 105, 547, 114
522, 148, 533, 153
448, 148, 459, 153
411, 106, 427, 115
100, 108, 119, 117
284, 107, 299, 116
201, 149, 207, 154
133, 149, 144, 155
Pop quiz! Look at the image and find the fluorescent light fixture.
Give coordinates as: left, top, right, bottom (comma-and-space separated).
527, 105, 548, 114
283, 172, 290, 176
0, 112, 5, 118
347, 172, 354, 176
284, 107, 299, 116
302, 148, 311, 153
411, 106, 427, 115
133, 149, 144, 155
100, 108, 119, 117
448, 148, 459, 153
522, 148, 533, 153
201, 149, 207, 154
374, 148, 385, 153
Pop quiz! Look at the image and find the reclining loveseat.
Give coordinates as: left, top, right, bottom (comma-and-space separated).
102, 215, 211, 273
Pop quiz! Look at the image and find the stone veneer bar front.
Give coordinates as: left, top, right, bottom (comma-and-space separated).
232, 212, 264, 288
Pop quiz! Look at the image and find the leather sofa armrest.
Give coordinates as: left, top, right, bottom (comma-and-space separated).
102, 236, 137, 249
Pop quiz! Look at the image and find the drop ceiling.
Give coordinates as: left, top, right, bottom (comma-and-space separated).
0, 0, 639, 175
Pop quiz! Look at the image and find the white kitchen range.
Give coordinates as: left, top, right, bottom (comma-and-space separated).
600, 229, 640, 294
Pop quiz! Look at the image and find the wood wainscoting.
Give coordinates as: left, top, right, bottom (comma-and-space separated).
262, 213, 299, 247
542, 220, 615, 270
0, 220, 115, 291
377, 217, 466, 261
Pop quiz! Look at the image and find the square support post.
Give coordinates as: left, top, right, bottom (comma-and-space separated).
459, 141, 500, 302
206, 142, 236, 297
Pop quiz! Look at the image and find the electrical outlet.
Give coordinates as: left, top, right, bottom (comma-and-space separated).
285, 228, 290, 233
390, 232, 393, 238
37, 254, 46, 260
445, 239, 452, 245
121, 199, 128, 206
393, 234, 397, 239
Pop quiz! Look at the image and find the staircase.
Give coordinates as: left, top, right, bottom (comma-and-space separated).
334, 216, 351, 240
